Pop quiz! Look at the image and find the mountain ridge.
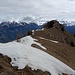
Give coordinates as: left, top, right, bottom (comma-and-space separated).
0, 20, 75, 75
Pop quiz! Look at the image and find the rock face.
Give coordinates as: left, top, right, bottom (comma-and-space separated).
44, 20, 65, 31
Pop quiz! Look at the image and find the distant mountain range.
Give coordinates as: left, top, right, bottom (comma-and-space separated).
0, 21, 43, 43
60, 21, 75, 34
0, 20, 75, 43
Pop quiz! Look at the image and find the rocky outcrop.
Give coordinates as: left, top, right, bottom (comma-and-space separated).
44, 20, 65, 31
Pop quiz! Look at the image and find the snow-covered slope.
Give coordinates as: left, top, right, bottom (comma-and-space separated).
0, 36, 75, 75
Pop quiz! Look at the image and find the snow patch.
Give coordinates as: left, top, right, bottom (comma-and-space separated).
50, 40, 59, 43
20, 36, 46, 50
39, 37, 59, 43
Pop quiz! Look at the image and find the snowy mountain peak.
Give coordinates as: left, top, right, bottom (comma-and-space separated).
60, 21, 75, 26
0, 16, 47, 25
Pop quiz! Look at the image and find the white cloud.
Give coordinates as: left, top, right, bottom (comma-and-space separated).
0, 0, 75, 21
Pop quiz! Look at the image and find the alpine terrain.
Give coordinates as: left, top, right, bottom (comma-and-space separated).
0, 20, 75, 75
0, 0, 75, 75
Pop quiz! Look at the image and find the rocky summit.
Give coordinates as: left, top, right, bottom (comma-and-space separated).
44, 20, 65, 31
